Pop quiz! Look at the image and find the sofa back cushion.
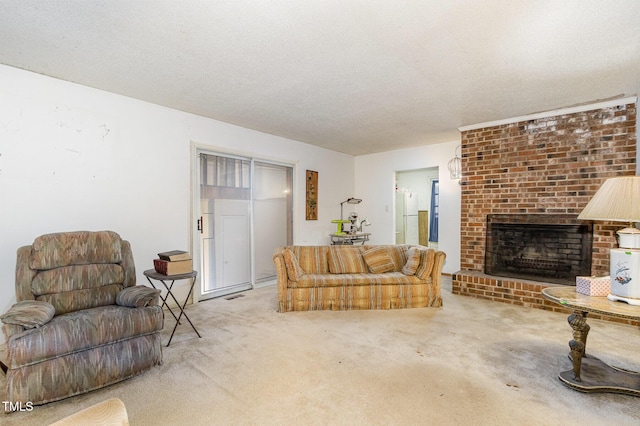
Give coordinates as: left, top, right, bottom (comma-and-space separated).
25, 231, 128, 315
35, 284, 123, 315
280, 244, 432, 278
31, 264, 125, 295
328, 246, 368, 274
31, 264, 125, 315
290, 246, 330, 274
30, 231, 123, 270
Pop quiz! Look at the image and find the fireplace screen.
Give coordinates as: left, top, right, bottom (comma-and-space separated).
485, 215, 592, 285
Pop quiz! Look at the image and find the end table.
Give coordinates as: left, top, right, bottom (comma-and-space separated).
144, 269, 201, 346
542, 286, 640, 396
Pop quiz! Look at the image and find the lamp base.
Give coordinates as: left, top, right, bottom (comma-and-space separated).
610, 248, 640, 300
607, 293, 640, 306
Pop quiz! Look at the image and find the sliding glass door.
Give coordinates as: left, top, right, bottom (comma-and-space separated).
197, 151, 292, 299
253, 161, 293, 284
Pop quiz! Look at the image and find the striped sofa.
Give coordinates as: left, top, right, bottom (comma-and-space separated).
274, 244, 446, 312
1, 231, 163, 411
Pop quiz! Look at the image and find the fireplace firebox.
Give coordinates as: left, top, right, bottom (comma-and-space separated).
485, 215, 592, 285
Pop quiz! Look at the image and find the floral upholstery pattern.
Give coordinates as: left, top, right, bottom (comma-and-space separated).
1, 231, 163, 411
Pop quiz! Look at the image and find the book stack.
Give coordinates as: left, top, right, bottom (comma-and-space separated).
153, 250, 193, 275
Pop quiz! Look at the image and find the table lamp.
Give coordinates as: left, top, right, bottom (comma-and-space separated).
340, 197, 362, 220
577, 176, 640, 304
331, 198, 363, 235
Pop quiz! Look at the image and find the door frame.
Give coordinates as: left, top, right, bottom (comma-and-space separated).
189, 142, 297, 302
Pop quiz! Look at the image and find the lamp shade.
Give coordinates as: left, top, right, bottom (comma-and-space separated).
577, 176, 640, 222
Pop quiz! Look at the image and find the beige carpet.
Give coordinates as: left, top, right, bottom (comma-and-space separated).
2, 277, 639, 425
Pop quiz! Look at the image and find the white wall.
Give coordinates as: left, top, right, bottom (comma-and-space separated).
354, 141, 461, 274
0, 64, 354, 343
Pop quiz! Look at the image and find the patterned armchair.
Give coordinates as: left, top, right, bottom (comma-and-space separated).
1, 231, 163, 411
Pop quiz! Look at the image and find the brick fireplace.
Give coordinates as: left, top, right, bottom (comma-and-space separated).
485, 214, 592, 285
452, 99, 638, 325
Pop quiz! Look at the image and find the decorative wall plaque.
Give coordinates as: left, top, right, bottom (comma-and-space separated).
306, 170, 318, 220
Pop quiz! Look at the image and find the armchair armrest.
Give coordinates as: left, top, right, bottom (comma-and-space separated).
116, 285, 161, 308
0, 300, 55, 329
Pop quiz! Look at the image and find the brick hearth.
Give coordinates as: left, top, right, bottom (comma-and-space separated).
452, 100, 639, 326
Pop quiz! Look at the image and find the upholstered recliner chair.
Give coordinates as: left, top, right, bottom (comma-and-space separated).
0, 231, 163, 411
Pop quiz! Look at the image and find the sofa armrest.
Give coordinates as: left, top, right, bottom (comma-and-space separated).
429, 251, 447, 307
116, 286, 161, 308
3, 322, 26, 340
273, 248, 291, 312
0, 300, 55, 330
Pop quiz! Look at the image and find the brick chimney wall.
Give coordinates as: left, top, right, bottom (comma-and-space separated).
452, 102, 638, 325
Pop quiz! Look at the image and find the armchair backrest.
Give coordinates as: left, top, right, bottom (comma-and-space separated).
15, 231, 136, 315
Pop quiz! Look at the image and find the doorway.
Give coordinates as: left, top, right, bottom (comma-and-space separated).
196, 151, 293, 300
395, 167, 439, 248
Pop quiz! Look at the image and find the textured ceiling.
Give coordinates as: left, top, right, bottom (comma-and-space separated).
1, 1, 639, 155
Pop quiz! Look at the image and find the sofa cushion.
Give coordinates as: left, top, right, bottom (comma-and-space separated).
282, 249, 306, 281
328, 246, 368, 274
415, 248, 435, 280
0, 300, 55, 329
402, 248, 421, 275
30, 231, 123, 270
6, 305, 163, 369
362, 247, 395, 273
292, 272, 426, 288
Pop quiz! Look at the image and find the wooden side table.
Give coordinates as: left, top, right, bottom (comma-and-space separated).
144, 269, 201, 346
542, 286, 640, 395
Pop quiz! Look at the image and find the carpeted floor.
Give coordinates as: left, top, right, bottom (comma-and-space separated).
2, 277, 639, 425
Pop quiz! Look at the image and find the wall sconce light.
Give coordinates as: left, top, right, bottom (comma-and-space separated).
448, 145, 462, 181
